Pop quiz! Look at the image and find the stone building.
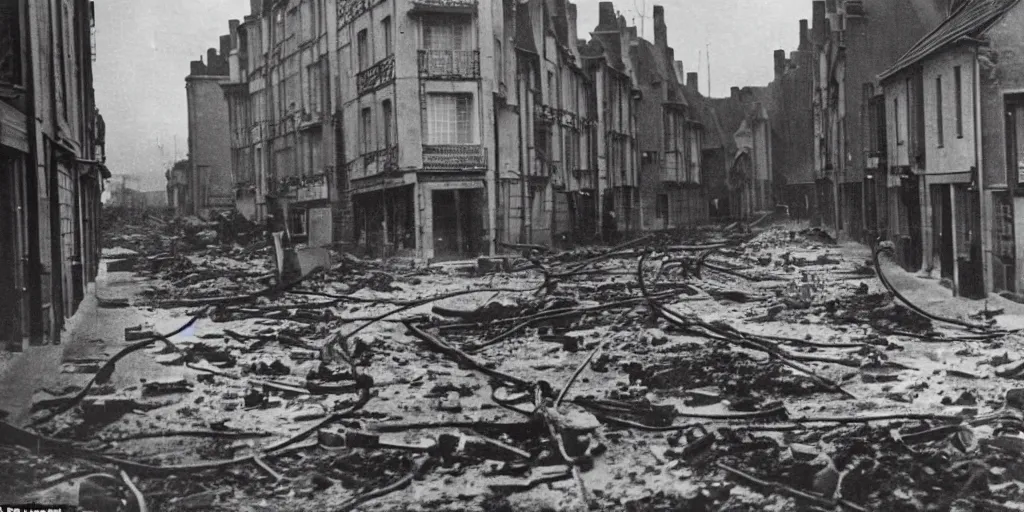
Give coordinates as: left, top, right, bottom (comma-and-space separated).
879, 0, 1024, 298
186, 41, 235, 217
579, 3, 641, 237
1, 0, 109, 349
767, 19, 817, 221
222, 0, 336, 246
633, 6, 707, 232
710, 87, 773, 219
813, 0, 947, 241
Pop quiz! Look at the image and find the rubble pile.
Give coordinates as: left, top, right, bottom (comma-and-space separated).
8, 224, 1024, 511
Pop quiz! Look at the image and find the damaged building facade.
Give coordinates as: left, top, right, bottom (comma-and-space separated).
1, 0, 109, 350
812, 0, 947, 241
633, 6, 707, 232
207, 0, 726, 258
876, 0, 1024, 298
184, 41, 235, 217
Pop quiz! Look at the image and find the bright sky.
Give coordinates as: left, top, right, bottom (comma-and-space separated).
93, 0, 810, 192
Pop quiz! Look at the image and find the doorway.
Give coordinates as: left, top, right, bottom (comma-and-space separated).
932, 184, 954, 280
432, 188, 483, 260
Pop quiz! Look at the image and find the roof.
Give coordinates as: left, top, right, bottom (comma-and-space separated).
880, 0, 1020, 80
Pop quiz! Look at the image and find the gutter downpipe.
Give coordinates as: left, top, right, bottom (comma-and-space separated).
973, 44, 992, 296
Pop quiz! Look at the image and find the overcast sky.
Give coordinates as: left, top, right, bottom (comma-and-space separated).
93, 0, 810, 192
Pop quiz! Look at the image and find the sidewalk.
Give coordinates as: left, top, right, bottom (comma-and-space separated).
0, 262, 186, 425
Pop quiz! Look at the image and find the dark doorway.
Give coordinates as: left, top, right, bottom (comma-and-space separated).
0, 152, 26, 350
933, 185, 954, 280
901, 175, 923, 272
432, 188, 483, 260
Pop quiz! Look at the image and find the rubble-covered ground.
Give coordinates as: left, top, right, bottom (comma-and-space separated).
7, 216, 1024, 511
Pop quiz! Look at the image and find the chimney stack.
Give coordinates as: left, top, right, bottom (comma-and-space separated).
774, 49, 786, 78
687, 72, 699, 92
674, 61, 685, 83
799, 20, 809, 49
731, 86, 740, 99
597, 2, 616, 31
568, 3, 579, 49
812, 1, 826, 44
653, 5, 667, 49
229, 20, 240, 48
219, 35, 231, 59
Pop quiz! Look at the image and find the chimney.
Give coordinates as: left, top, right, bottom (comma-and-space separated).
229, 20, 240, 48
219, 35, 231, 59
812, 1, 826, 43
568, 3, 579, 48
250, 0, 261, 16
687, 72, 699, 92
207, 48, 218, 68
675, 61, 685, 83
774, 49, 786, 78
597, 2, 616, 31
653, 5, 667, 49
799, 19, 809, 49
731, 86, 740, 99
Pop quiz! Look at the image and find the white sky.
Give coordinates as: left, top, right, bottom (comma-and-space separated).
93, 0, 810, 192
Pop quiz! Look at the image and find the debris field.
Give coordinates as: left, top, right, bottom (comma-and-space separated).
7, 221, 1024, 512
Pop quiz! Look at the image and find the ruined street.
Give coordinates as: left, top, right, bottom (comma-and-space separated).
4, 211, 1024, 511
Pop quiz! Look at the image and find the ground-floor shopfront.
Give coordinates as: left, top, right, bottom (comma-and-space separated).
350, 173, 488, 261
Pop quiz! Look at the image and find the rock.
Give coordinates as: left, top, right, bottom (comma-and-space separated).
143, 378, 192, 395
437, 391, 463, 413
684, 387, 722, 407
645, 328, 669, 347
1006, 388, 1024, 410
81, 395, 139, 424
953, 391, 978, 406
549, 408, 601, 433
789, 443, 820, 462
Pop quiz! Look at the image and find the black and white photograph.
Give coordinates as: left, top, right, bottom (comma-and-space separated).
3, 0, 1024, 510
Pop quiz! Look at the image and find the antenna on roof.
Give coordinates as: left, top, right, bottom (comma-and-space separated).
706, 43, 711, 96
631, 0, 650, 39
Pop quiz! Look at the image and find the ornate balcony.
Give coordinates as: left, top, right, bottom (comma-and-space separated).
356, 56, 395, 96
418, 50, 480, 80
423, 144, 486, 170
410, 0, 477, 15
363, 145, 399, 176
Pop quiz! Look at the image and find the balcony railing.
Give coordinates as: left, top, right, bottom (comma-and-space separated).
410, 0, 477, 14
418, 50, 480, 80
423, 144, 486, 170
356, 55, 395, 96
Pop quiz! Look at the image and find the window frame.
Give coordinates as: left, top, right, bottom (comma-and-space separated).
426, 93, 474, 145
936, 75, 944, 147
954, 65, 964, 138
357, 29, 369, 70
361, 106, 373, 154
382, 16, 393, 57
382, 99, 393, 147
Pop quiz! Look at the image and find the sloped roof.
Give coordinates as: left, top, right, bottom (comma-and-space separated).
880, 0, 1020, 80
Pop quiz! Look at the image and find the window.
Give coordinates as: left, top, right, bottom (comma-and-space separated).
426, 94, 472, 144
954, 66, 963, 138
300, 0, 313, 40
548, 71, 556, 106
290, 208, 307, 235
382, 17, 393, 56
565, 130, 578, 171
936, 75, 944, 147
894, 97, 901, 146
357, 29, 369, 70
656, 194, 668, 220
423, 15, 468, 50
382, 99, 393, 147
361, 107, 373, 153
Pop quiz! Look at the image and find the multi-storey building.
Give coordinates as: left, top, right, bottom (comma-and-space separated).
580, 2, 640, 236
879, 0, 1024, 298
768, 19, 817, 221
214, 0, 721, 257
185, 42, 235, 216
813, 0, 946, 240
634, 6, 706, 231
334, 0, 497, 260
222, 0, 336, 245
1, 0, 108, 349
